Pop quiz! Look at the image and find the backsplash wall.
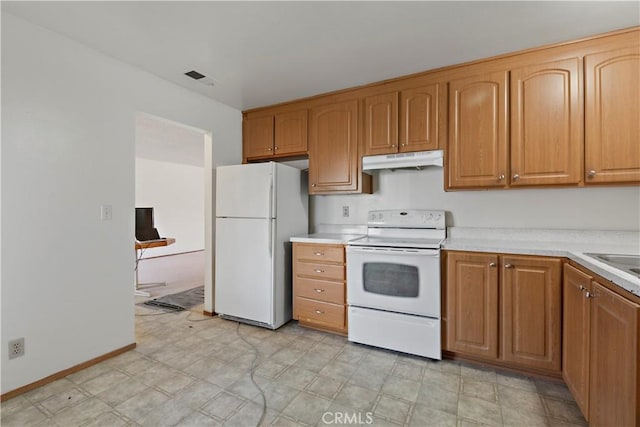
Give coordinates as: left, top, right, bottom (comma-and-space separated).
310, 168, 640, 231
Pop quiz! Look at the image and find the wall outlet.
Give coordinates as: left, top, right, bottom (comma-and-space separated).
8, 338, 24, 359
342, 206, 350, 218
100, 204, 112, 221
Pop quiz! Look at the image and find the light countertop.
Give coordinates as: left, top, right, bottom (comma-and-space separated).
443, 227, 640, 298
290, 233, 366, 245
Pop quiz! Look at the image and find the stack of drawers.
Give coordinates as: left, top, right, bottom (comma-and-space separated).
292, 242, 347, 334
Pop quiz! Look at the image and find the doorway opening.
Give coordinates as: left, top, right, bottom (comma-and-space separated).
134, 112, 213, 313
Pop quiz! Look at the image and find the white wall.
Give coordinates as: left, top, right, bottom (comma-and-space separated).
135, 158, 204, 257
311, 168, 640, 231
1, 13, 241, 394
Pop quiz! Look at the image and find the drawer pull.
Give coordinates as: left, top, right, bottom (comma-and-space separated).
314, 288, 325, 293
314, 252, 324, 256
314, 269, 324, 273
315, 310, 324, 314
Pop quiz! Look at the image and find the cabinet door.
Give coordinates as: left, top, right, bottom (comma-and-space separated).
562, 264, 591, 419
445, 252, 499, 359
501, 256, 561, 372
363, 92, 398, 156
274, 109, 308, 156
589, 281, 639, 427
309, 100, 359, 193
448, 71, 509, 189
400, 84, 440, 152
585, 45, 640, 184
244, 115, 274, 159
510, 58, 582, 186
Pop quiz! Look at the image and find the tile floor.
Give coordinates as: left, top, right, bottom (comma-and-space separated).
2, 306, 587, 426
2, 253, 587, 426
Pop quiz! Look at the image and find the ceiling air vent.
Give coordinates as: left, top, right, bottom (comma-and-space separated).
184, 70, 215, 87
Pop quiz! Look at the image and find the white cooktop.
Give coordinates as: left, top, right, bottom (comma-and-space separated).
348, 209, 447, 249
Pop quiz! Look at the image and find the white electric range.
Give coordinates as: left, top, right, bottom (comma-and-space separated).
346, 209, 446, 359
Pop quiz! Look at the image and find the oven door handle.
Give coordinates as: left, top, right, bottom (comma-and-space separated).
347, 246, 440, 256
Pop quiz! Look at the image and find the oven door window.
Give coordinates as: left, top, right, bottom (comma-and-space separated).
363, 262, 419, 297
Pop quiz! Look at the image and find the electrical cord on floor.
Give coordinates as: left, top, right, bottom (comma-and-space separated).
236, 322, 267, 426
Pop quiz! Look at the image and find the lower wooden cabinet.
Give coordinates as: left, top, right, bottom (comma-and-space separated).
562, 264, 592, 418
293, 242, 347, 334
445, 251, 562, 374
564, 263, 640, 426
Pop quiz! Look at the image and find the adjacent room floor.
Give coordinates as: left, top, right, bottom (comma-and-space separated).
2, 252, 587, 426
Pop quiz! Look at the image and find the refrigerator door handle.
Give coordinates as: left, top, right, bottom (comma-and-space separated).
268, 221, 272, 258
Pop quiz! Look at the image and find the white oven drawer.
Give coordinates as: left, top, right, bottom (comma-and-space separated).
348, 306, 442, 360
346, 246, 440, 317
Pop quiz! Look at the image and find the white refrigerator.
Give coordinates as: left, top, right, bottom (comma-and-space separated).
214, 162, 308, 329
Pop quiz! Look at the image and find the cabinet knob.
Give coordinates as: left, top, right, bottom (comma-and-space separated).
579, 285, 587, 291
314, 288, 325, 293
498, 174, 505, 181
489, 262, 496, 267
314, 252, 324, 256
315, 310, 325, 315
401, 143, 406, 147
314, 269, 324, 273
585, 291, 595, 298
391, 144, 396, 148
274, 146, 279, 150
512, 174, 520, 181
311, 183, 316, 187
505, 264, 514, 268
588, 170, 596, 178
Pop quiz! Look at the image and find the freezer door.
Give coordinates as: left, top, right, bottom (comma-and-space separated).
216, 163, 274, 218
215, 217, 274, 325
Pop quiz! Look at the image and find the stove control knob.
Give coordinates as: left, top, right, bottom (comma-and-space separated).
427, 213, 433, 220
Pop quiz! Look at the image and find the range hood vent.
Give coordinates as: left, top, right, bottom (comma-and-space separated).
362, 150, 443, 171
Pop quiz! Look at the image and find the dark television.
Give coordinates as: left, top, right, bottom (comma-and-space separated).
135, 207, 160, 241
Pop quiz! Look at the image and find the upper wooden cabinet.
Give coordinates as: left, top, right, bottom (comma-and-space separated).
274, 109, 308, 157
363, 84, 443, 156
585, 45, 640, 184
309, 100, 372, 194
243, 115, 274, 159
363, 92, 398, 156
448, 71, 509, 189
243, 109, 308, 161
510, 58, 582, 186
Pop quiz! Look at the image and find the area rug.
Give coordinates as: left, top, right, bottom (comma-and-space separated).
143, 286, 204, 311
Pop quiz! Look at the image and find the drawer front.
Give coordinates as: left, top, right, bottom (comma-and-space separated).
296, 277, 345, 305
296, 297, 345, 330
295, 244, 345, 264
296, 262, 344, 281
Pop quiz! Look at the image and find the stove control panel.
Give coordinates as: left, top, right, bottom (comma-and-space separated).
367, 209, 446, 229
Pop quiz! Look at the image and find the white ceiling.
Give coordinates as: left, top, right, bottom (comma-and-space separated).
3, 2, 639, 111
136, 113, 205, 167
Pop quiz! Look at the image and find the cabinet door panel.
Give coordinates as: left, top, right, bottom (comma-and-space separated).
309, 100, 359, 193
445, 252, 499, 358
275, 109, 308, 156
562, 264, 591, 419
501, 256, 561, 372
448, 71, 509, 189
244, 115, 274, 159
511, 58, 582, 186
400, 84, 439, 152
589, 282, 639, 427
363, 92, 398, 156
585, 45, 640, 184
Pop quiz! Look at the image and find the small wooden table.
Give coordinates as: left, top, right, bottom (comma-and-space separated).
135, 238, 175, 297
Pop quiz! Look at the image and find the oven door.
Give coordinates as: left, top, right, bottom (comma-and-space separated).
346, 246, 440, 317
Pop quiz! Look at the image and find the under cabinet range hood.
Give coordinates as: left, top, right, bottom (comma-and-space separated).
362, 150, 443, 171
